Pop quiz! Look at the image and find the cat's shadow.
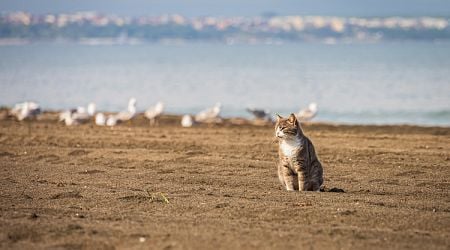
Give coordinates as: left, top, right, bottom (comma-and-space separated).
320, 187, 345, 193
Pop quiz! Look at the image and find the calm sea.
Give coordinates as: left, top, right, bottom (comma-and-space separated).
0, 42, 449, 126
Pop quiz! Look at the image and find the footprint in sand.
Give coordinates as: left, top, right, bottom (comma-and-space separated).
395, 170, 425, 177
36, 154, 60, 163
50, 191, 83, 199
0, 151, 15, 157
68, 149, 90, 156
77, 169, 105, 175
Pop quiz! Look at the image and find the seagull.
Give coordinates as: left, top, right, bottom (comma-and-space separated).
181, 114, 194, 127
59, 102, 96, 126
297, 102, 318, 121
195, 103, 221, 122
144, 101, 164, 125
115, 98, 137, 122
59, 108, 90, 126
106, 115, 118, 126
95, 113, 106, 126
246, 107, 272, 121
10, 102, 41, 121
87, 102, 96, 116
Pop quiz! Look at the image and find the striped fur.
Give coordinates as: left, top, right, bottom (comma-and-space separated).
275, 114, 324, 191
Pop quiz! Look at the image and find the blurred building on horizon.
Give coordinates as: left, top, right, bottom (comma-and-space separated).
1, 12, 449, 44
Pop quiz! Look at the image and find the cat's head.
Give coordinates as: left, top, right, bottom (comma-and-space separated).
275, 113, 302, 139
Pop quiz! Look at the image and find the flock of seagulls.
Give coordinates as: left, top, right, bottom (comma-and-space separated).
59, 103, 96, 126
245, 102, 318, 122
8, 99, 319, 127
94, 98, 138, 126
10, 102, 41, 121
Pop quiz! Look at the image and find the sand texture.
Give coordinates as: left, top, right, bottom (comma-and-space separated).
0, 114, 449, 249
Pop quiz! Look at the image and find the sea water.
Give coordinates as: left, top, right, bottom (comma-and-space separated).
0, 42, 449, 126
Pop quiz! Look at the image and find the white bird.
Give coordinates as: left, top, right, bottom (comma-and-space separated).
87, 102, 96, 116
297, 102, 318, 121
76, 106, 86, 114
59, 101, 97, 126
246, 107, 272, 121
59, 107, 91, 126
195, 103, 221, 122
144, 101, 164, 125
95, 113, 106, 126
10, 102, 41, 121
181, 115, 194, 127
116, 98, 137, 122
106, 115, 118, 126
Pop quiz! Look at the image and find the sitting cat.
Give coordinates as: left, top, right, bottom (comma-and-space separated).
275, 113, 324, 191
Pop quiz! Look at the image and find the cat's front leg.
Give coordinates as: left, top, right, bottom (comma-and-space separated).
294, 164, 307, 191
277, 164, 286, 187
280, 164, 297, 191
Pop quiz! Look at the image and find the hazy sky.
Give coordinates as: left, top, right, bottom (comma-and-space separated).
1, 0, 450, 17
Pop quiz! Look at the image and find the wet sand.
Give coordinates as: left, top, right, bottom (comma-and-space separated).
0, 114, 449, 249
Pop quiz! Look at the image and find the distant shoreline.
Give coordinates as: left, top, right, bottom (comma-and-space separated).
1, 12, 449, 43
1, 110, 449, 129
2, 38, 450, 47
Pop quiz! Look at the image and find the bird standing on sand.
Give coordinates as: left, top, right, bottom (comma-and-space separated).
87, 102, 96, 117
115, 98, 137, 122
95, 113, 106, 126
144, 101, 164, 125
246, 107, 272, 122
10, 102, 41, 121
181, 114, 194, 127
59, 109, 90, 126
106, 115, 118, 126
297, 102, 318, 121
195, 103, 221, 122
59, 102, 96, 126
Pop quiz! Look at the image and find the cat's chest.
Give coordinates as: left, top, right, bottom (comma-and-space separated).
280, 138, 302, 158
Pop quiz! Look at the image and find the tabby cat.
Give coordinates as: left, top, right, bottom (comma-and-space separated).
275, 113, 324, 191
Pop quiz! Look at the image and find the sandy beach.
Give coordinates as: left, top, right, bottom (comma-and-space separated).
0, 114, 449, 249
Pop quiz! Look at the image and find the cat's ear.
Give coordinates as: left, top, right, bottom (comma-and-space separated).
276, 114, 282, 122
288, 113, 298, 124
